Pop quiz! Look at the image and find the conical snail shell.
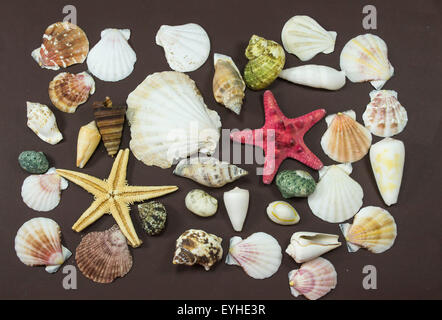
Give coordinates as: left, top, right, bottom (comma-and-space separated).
224, 187, 249, 231
76, 121, 101, 168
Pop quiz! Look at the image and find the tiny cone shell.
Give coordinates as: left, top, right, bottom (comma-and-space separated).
223, 187, 249, 232
76, 121, 101, 168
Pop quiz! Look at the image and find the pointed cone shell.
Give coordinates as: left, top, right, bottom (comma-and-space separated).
213, 53, 245, 115
286, 232, 341, 263
363, 90, 408, 137
321, 110, 372, 163
226, 232, 282, 279
223, 187, 249, 231
340, 206, 397, 253
156, 23, 210, 72
32, 21, 89, 70
76, 121, 101, 168
288, 257, 337, 300
49, 72, 95, 113
127, 71, 221, 168
174, 157, 248, 188
370, 138, 405, 206
279, 65, 345, 90
15, 218, 70, 271
340, 34, 394, 89
26, 102, 63, 145
93, 97, 126, 156
281, 15, 337, 61
308, 164, 363, 223
75, 225, 133, 283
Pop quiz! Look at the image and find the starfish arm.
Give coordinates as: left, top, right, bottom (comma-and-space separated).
109, 198, 142, 248
72, 196, 111, 232
230, 128, 265, 149
116, 185, 178, 204
262, 151, 286, 184
107, 149, 129, 189
263, 90, 287, 122
56, 169, 108, 197
288, 140, 324, 170
288, 109, 327, 135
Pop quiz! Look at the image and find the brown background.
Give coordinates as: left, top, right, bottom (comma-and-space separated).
0, 0, 441, 300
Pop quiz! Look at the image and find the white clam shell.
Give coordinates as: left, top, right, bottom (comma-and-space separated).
279, 65, 345, 90
87, 28, 137, 82
281, 15, 336, 61
185, 189, 218, 217
266, 201, 300, 225
286, 232, 341, 263
223, 187, 249, 232
308, 164, 363, 223
156, 23, 210, 72
26, 102, 63, 145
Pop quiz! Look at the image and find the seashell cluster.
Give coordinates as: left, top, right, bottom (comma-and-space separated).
138, 201, 167, 235
275, 170, 316, 198
76, 121, 101, 168
173, 229, 223, 271
185, 189, 218, 217
286, 232, 341, 263
226, 232, 282, 280
174, 157, 248, 188
76, 225, 133, 283
26, 102, 63, 145
266, 201, 300, 225
156, 23, 210, 72
243, 35, 285, 90
279, 65, 345, 90
281, 15, 336, 61
18, 151, 49, 174
127, 71, 221, 168
224, 187, 249, 231
32, 21, 89, 70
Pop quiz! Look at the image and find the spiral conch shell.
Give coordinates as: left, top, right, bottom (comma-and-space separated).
286, 232, 341, 263
26, 102, 63, 145
76, 121, 101, 168
213, 53, 245, 115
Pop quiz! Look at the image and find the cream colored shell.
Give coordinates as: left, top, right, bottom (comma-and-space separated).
26, 102, 63, 145
279, 65, 345, 90
286, 232, 341, 263
266, 201, 300, 225
185, 189, 218, 217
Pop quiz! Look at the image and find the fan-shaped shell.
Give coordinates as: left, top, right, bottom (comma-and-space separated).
75, 225, 133, 283
15, 217, 71, 273
340, 206, 397, 253
363, 90, 408, 137
226, 232, 282, 279
127, 71, 222, 168
281, 15, 337, 61
308, 164, 363, 223
26, 102, 63, 145
32, 21, 89, 70
321, 110, 372, 163
156, 23, 210, 72
340, 34, 394, 89
49, 72, 95, 113
87, 28, 137, 82
288, 257, 337, 300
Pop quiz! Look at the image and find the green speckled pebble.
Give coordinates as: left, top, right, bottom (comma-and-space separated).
138, 201, 167, 236
18, 151, 49, 174
276, 170, 316, 198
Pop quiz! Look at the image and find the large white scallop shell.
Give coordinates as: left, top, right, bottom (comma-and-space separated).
308, 163, 363, 223
279, 65, 346, 90
340, 34, 394, 89
156, 23, 210, 72
226, 232, 282, 279
26, 102, 63, 145
87, 28, 137, 82
126, 71, 221, 168
21, 168, 68, 212
281, 15, 337, 61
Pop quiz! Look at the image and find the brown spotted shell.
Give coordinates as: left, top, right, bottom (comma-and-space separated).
32, 22, 89, 70
49, 72, 95, 113
75, 225, 132, 283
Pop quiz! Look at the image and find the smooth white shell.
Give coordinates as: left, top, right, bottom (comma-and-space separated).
185, 189, 218, 217
223, 187, 249, 231
286, 232, 341, 263
279, 65, 345, 90
266, 201, 300, 225
26, 102, 63, 145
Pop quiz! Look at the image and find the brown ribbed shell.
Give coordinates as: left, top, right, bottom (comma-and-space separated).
93, 97, 126, 156
75, 225, 132, 283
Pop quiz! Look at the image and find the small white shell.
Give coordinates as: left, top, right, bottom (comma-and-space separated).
156, 23, 210, 72
185, 189, 218, 217
279, 65, 345, 90
286, 232, 341, 263
266, 201, 300, 225
223, 187, 249, 232
26, 102, 63, 145
87, 28, 137, 82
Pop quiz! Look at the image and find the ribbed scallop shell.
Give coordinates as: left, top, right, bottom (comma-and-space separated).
49, 72, 95, 113
308, 164, 363, 223
340, 206, 397, 253
87, 29, 137, 82
288, 257, 337, 300
340, 34, 394, 89
281, 15, 337, 61
15, 217, 71, 272
156, 23, 210, 72
226, 232, 282, 279
32, 21, 89, 70
75, 225, 133, 283
27, 102, 63, 145
321, 110, 372, 163
363, 90, 408, 137
213, 53, 245, 115
127, 71, 221, 168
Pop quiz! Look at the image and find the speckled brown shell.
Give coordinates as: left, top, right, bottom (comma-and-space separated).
75, 225, 132, 283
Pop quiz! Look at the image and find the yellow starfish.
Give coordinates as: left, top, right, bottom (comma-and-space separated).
57, 149, 178, 248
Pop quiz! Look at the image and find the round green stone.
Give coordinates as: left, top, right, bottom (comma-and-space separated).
275, 170, 316, 198
138, 201, 167, 236
18, 151, 49, 174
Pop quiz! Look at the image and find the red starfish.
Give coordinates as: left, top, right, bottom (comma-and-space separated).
230, 90, 326, 184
